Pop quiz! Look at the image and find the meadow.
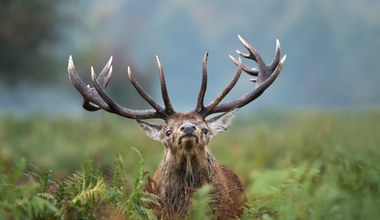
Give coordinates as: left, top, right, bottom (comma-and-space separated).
0, 110, 379, 219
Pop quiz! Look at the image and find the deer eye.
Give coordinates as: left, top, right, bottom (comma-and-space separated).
202, 128, 208, 134
165, 130, 172, 136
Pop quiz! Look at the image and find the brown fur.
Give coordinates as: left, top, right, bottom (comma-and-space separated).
142, 112, 246, 219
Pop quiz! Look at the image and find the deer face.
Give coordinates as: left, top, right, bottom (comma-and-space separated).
163, 113, 209, 156
137, 109, 237, 158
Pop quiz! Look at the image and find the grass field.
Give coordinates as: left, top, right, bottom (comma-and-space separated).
1, 110, 379, 219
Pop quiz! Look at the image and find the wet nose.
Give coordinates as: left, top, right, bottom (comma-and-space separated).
180, 124, 196, 135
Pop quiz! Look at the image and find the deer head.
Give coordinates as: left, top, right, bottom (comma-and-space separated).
68, 35, 286, 218
137, 109, 237, 166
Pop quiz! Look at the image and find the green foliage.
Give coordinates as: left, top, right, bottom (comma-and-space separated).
56, 149, 157, 219
185, 184, 213, 220
0, 159, 59, 219
109, 154, 130, 192
61, 155, 107, 218
115, 148, 158, 219
0, 110, 380, 219
0, 149, 158, 219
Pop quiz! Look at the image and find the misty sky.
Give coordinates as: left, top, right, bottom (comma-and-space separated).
1, 0, 380, 114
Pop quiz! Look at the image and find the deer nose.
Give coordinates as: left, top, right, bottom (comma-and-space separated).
180, 124, 196, 135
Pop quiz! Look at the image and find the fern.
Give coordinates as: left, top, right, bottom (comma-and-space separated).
58, 155, 107, 219
0, 150, 161, 219
50, 149, 159, 219
185, 184, 213, 220
72, 177, 107, 206
63, 155, 100, 199
241, 194, 282, 220
1, 181, 59, 219
0, 159, 59, 219
109, 154, 130, 194
116, 147, 158, 220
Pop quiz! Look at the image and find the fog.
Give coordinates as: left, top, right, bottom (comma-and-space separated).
1, 0, 380, 114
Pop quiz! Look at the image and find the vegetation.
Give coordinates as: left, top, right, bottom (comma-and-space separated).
0, 110, 379, 219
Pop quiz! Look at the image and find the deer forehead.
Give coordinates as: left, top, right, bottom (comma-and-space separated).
165, 112, 206, 128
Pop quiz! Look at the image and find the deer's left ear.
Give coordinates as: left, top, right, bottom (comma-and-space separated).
207, 108, 238, 136
136, 120, 163, 141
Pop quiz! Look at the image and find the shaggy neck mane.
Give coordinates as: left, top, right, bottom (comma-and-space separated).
160, 149, 216, 216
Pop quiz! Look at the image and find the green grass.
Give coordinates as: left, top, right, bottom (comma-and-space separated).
1, 110, 380, 219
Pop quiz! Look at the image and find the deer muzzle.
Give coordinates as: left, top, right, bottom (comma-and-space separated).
178, 124, 199, 147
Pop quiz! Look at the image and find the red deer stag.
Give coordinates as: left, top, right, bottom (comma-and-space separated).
67, 35, 286, 219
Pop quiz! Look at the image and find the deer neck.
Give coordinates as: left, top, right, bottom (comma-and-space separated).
163, 146, 215, 184
159, 146, 216, 216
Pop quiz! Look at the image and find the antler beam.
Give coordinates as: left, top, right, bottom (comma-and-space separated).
68, 56, 170, 120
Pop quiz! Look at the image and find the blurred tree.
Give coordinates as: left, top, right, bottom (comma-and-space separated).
0, 0, 68, 85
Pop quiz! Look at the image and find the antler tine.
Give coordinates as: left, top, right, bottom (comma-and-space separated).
83, 57, 113, 111
269, 39, 281, 71
239, 62, 259, 77
82, 67, 113, 111
195, 52, 209, 112
203, 36, 286, 116
208, 37, 286, 115
127, 66, 165, 114
90, 67, 161, 119
68, 56, 112, 111
68, 56, 162, 120
237, 35, 275, 83
236, 35, 262, 77
156, 56, 175, 115
201, 55, 242, 116
237, 35, 261, 62
97, 56, 113, 88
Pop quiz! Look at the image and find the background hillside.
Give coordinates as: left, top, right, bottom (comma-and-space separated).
1, 0, 380, 112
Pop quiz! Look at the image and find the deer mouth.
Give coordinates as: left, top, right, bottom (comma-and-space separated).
178, 134, 199, 146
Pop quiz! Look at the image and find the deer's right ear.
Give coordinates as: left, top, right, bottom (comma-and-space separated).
136, 120, 163, 141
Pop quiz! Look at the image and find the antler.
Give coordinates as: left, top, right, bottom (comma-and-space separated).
68, 55, 174, 120
196, 35, 286, 116
68, 35, 285, 120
